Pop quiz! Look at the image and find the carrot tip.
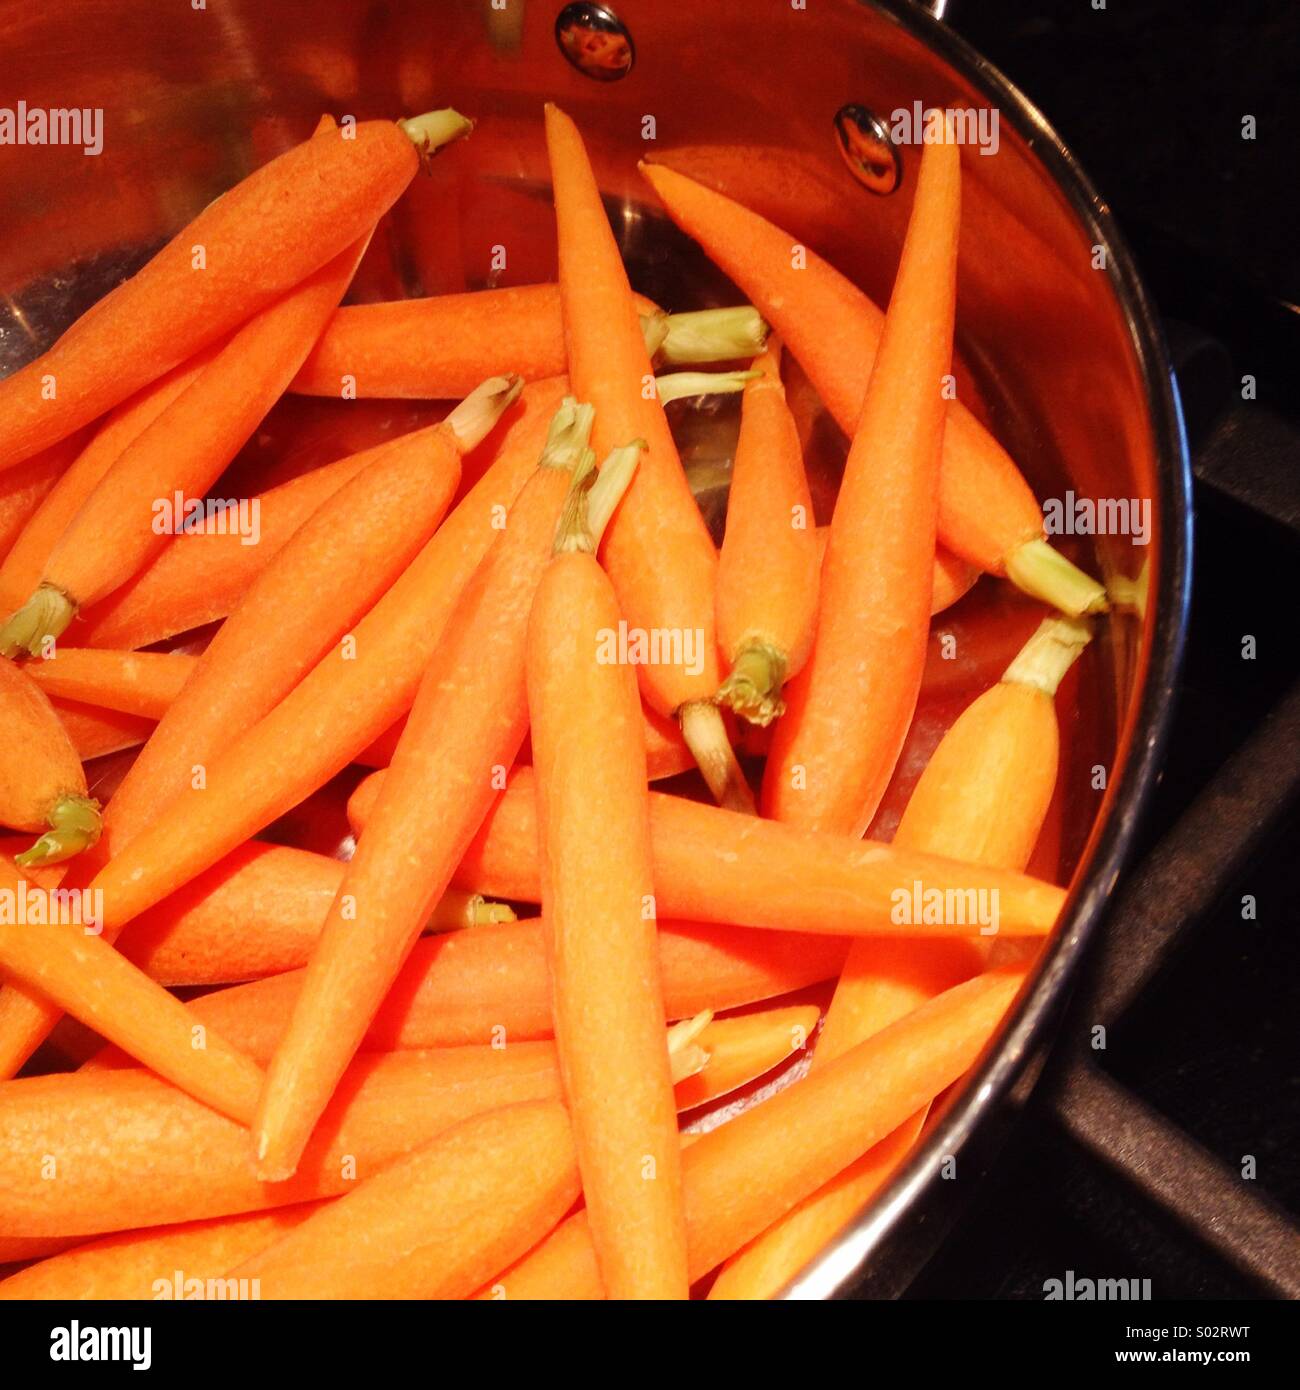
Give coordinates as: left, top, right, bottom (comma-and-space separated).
444, 374, 524, 452
1001, 614, 1093, 697
656, 368, 761, 407
0, 584, 75, 659
14, 794, 102, 867
1004, 538, 1109, 618
553, 440, 643, 555
715, 641, 790, 728
658, 306, 770, 367
398, 108, 474, 162
678, 700, 757, 814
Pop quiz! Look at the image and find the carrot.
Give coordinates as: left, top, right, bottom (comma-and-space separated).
0, 236, 374, 656
527, 469, 689, 1298
762, 120, 962, 836
714, 339, 820, 726
26, 648, 194, 720
230, 1101, 581, 1300
349, 765, 1066, 939
52, 699, 154, 762
813, 526, 979, 617
90, 918, 847, 1061
291, 286, 762, 398
76, 376, 572, 940
0, 111, 467, 472
0, 859, 262, 1122
0, 354, 214, 615
710, 615, 1092, 1298
672, 1004, 818, 1112
0, 658, 100, 863
0, 435, 83, 570
0, 1205, 326, 1301
0, 1045, 564, 1238
74, 439, 395, 650
545, 103, 752, 811
250, 399, 610, 1181
639, 161, 1108, 617
487, 967, 1026, 1298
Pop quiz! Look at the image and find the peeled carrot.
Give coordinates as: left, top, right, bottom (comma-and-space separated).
639, 161, 1107, 617
0, 1205, 326, 1301
0, 112, 466, 472
231, 1101, 581, 1300
813, 526, 979, 617
0, 657, 100, 863
349, 765, 1066, 939
0, 235, 373, 655
75, 440, 394, 650
0, 354, 213, 615
545, 103, 751, 811
92, 917, 847, 1061
487, 967, 1026, 1298
0, 859, 262, 1123
0, 435, 83, 570
251, 399, 602, 1181
0, 1045, 565, 1238
26, 648, 194, 719
763, 121, 961, 836
672, 1004, 818, 1112
715, 340, 820, 726
53, 699, 154, 763
77, 376, 571, 942
528, 473, 689, 1298
710, 615, 1092, 1298
291, 286, 761, 398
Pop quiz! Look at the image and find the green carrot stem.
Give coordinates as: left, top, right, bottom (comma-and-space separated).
1001, 615, 1094, 696
14, 794, 102, 867
658, 306, 770, 366
443, 374, 523, 451
1004, 538, 1108, 617
656, 369, 760, 407
398, 109, 474, 161
714, 640, 790, 727
678, 700, 756, 814
0, 585, 76, 659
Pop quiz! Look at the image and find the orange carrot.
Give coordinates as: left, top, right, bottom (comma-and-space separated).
231, 1101, 581, 1300
0, 1045, 564, 1238
639, 161, 1107, 616
250, 399, 602, 1181
545, 103, 751, 811
53, 699, 154, 762
527, 475, 689, 1298
26, 648, 194, 720
0, 112, 466, 472
0, 236, 374, 655
0, 1205, 326, 1301
672, 1004, 818, 1112
715, 340, 820, 726
0, 660, 100, 863
74, 440, 394, 650
91, 917, 847, 1060
349, 765, 1066, 939
290, 285, 757, 398
763, 120, 962, 835
710, 615, 1092, 1298
76, 377, 571, 942
814, 526, 979, 617
487, 967, 1026, 1298
0, 435, 83, 570
0, 859, 262, 1123
0, 354, 214, 615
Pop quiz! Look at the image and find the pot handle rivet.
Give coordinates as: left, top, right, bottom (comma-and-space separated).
833, 104, 901, 194
555, 2, 635, 82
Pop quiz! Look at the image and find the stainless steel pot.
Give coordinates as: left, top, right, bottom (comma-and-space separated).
0, 0, 1192, 1297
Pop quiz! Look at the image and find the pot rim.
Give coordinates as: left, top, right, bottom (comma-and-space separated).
780, 0, 1195, 1299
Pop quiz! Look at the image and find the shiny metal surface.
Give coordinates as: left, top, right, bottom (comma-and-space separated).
0, 0, 1191, 1297
833, 103, 901, 194
554, 2, 634, 82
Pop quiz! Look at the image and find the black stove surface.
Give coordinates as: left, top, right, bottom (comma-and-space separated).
900, 0, 1300, 1302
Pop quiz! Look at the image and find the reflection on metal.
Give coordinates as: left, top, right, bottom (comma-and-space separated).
555, 2, 634, 81
833, 103, 901, 194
